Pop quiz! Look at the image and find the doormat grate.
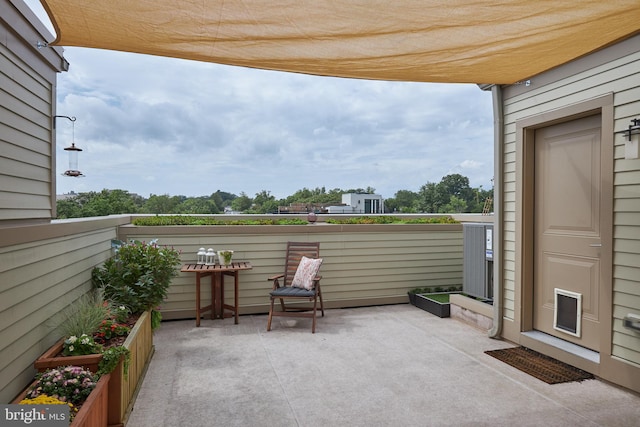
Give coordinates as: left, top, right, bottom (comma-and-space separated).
485, 346, 594, 384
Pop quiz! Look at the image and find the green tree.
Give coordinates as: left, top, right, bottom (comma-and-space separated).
438, 174, 473, 205
417, 182, 440, 213
390, 189, 419, 213
231, 192, 252, 212
143, 194, 182, 214
417, 174, 476, 213
440, 195, 467, 213
211, 190, 237, 211
175, 197, 220, 214
249, 190, 279, 213
56, 197, 83, 219
281, 187, 342, 206
74, 189, 139, 217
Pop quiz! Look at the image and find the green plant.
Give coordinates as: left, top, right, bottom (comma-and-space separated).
59, 293, 110, 338
326, 216, 458, 225
131, 216, 308, 226
26, 366, 97, 405
94, 319, 131, 344
62, 334, 103, 356
97, 346, 131, 377
151, 310, 163, 329
92, 239, 181, 318
106, 302, 131, 323
219, 250, 233, 264
422, 293, 452, 303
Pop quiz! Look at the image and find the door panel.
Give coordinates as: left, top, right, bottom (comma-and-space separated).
533, 114, 602, 351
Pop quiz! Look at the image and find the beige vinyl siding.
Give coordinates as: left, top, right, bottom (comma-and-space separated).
0, 0, 67, 223
119, 223, 464, 318
0, 221, 120, 404
501, 36, 640, 366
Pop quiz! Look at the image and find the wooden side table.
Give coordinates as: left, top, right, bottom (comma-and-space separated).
181, 262, 253, 326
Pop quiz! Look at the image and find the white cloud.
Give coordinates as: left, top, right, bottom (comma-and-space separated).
27, 1, 494, 200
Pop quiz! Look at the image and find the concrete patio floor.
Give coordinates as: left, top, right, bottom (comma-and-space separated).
126, 305, 640, 427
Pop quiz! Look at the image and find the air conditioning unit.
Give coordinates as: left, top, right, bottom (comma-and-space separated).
463, 223, 493, 300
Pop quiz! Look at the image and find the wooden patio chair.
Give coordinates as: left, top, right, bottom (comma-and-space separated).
267, 241, 324, 333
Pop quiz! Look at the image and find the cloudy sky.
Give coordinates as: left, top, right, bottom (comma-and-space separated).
27, 1, 494, 201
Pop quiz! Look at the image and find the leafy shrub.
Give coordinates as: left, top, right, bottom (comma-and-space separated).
92, 239, 181, 316
326, 216, 457, 225
132, 216, 307, 226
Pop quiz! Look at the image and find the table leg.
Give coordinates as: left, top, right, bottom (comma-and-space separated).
195, 273, 201, 327
219, 272, 224, 319
233, 271, 239, 324
211, 272, 216, 320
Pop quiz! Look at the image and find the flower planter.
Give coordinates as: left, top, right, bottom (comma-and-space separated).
33, 311, 154, 427
414, 293, 460, 318
107, 310, 154, 427
34, 340, 102, 373
13, 373, 111, 427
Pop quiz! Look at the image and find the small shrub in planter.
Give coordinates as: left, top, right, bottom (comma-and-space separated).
92, 239, 181, 328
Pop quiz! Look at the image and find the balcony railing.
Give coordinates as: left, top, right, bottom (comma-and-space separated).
0, 213, 490, 402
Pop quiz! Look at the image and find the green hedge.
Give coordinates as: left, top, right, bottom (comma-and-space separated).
132, 216, 308, 226
326, 216, 458, 225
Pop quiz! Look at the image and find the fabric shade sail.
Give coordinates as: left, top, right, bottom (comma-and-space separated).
40, 0, 640, 84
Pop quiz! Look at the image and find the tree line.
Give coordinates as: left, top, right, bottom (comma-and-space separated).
56, 174, 492, 218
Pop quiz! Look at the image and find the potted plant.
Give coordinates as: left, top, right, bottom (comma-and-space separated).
217, 249, 234, 266
14, 366, 111, 427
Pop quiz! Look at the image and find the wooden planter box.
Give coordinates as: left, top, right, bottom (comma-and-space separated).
107, 310, 154, 427
414, 293, 459, 318
34, 340, 102, 372
34, 311, 154, 427
13, 373, 111, 427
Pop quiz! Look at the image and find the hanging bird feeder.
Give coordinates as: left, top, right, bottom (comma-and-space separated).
55, 115, 85, 177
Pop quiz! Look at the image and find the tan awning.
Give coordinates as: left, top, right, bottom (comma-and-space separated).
41, 0, 640, 84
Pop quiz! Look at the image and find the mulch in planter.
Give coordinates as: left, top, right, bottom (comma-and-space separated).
485, 346, 594, 384
94, 314, 140, 348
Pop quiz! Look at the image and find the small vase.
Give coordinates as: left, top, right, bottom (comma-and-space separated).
217, 250, 234, 266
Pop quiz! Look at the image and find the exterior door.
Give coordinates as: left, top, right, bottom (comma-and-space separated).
533, 114, 603, 351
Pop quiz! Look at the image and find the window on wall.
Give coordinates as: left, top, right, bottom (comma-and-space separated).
364, 199, 380, 214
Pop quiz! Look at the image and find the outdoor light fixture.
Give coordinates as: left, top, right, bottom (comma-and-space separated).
197, 247, 207, 265
54, 115, 85, 177
205, 248, 216, 266
616, 118, 640, 160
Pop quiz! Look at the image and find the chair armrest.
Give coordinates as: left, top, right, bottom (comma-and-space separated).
269, 273, 285, 289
